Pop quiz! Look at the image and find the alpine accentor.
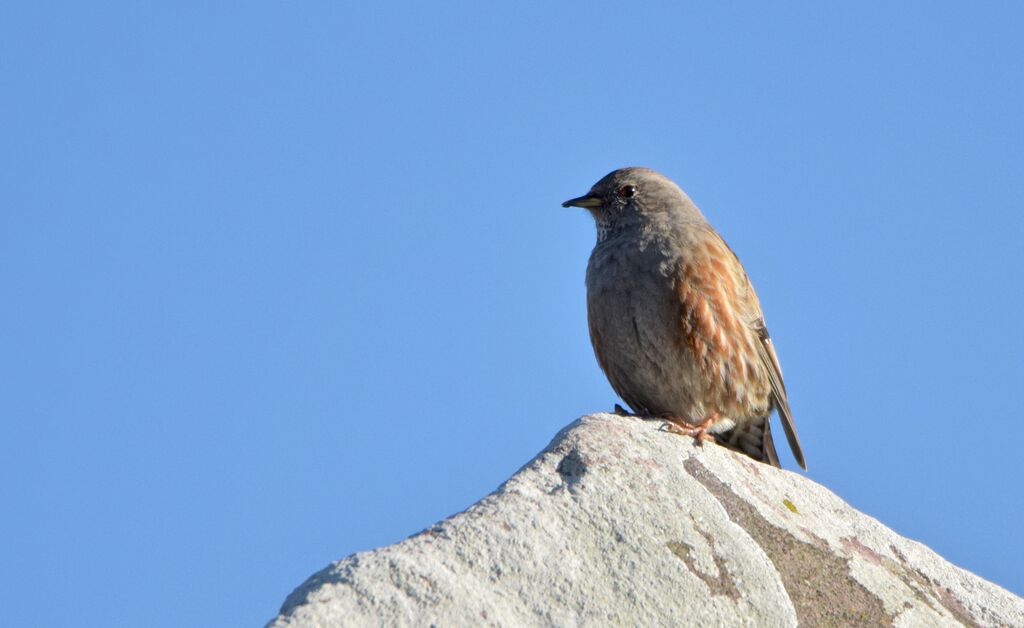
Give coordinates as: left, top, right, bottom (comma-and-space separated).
563, 167, 806, 469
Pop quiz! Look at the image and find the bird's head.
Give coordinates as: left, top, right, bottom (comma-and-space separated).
562, 167, 703, 239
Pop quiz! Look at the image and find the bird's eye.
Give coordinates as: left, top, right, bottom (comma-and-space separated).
617, 185, 637, 199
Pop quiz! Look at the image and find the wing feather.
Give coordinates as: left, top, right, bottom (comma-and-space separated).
756, 324, 806, 470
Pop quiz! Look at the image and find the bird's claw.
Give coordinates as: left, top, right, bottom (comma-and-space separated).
659, 414, 719, 446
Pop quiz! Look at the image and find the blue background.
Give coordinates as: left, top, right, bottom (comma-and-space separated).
3, 2, 1022, 625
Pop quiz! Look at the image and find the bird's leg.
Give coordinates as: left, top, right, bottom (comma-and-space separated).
613, 404, 633, 416
660, 413, 719, 446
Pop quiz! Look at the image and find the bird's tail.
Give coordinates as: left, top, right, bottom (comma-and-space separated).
715, 415, 781, 468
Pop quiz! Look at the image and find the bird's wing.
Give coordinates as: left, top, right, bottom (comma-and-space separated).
755, 320, 806, 470
713, 230, 807, 470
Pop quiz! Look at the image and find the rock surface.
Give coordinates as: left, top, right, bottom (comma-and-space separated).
269, 413, 1024, 627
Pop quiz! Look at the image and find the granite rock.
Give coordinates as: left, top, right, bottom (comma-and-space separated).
270, 413, 1024, 627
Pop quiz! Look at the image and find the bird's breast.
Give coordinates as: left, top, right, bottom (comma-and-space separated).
585, 238, 694, 414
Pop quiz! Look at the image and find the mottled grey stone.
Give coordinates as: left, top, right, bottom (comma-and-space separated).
269, 414, 1024, 627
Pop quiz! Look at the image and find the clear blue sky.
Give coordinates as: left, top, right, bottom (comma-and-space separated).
2, 2, 1022, 625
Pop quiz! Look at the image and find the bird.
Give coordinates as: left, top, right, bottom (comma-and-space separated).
562, 167, 806, 470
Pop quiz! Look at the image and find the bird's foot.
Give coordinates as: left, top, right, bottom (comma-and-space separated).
613, 404, 633, 416
659, 413, 719, 446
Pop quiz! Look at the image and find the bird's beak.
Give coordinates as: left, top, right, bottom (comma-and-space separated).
561, 194, 603, 209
